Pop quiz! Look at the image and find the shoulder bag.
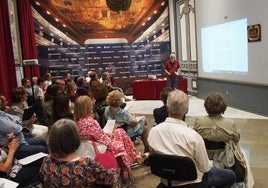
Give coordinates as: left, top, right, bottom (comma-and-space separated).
92, 141, 118, 169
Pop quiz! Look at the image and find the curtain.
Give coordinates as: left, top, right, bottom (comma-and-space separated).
17, 0, 40, 79
0, 0, 17, 102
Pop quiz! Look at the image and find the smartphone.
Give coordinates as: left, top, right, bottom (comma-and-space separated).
7, 134, 15, 143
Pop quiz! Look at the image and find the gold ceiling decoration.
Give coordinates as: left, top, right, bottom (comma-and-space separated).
106, 0, 132, 14
32, 0, 168, 43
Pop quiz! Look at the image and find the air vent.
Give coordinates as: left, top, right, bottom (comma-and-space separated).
22, 59, 39, 66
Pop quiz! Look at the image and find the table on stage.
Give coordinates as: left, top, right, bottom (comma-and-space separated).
132, 78, 187, 100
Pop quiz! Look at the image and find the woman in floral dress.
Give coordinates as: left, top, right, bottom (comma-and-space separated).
74, 95, 137, 180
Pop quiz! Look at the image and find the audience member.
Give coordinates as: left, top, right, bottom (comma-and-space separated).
21, 78, 32, 96
0, 133, 43, 187
40, 119, 121, 187
34, 77, 49, 125
100, 72, 117, 92
0, 97, 48, 159
100, 72, 131, 102
55, 79, 67, 95
44, 72, 52, 90
32, 76, 38, 98
91, 83, 109, 128
34, 77, 46, 101
104, 90, 150, 153
42, 84, 59, 122
193, 93, 247, 183
85, 70, 92, 83
164, 52, 181, 89
52, 94, 73, 123
76, 76, 89, 97
148, 90, 236, 187
64, 72, 72, 83
73, 75, 82, 84
89, 71, 100, 89
109, 73, 115, 86
65, 81, 77, 102
153, 87, 173, 125
91, 83, 109, 106
32, 76, 38, 86
91, 83, 127, 128
99, 71, 114, 85
21, 78, 34, 106
8, 87, 48, 139
0, 93, 9, 112
74, 95, 137, 180
194, 93, 239, 142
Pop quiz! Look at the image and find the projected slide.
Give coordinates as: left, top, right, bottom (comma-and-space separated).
201, 18, 248, 74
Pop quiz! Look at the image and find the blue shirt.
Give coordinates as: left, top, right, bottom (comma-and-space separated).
104, 106, 145, 138
0, 110, 27, 146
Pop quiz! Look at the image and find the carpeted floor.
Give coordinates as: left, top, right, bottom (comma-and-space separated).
128, 114, 268, 188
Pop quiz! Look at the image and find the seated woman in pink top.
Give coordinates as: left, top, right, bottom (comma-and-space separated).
74, 95, 136, 180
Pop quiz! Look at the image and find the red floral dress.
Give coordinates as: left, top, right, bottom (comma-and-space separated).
77, 115, 136, 179
40, 156, 121, 187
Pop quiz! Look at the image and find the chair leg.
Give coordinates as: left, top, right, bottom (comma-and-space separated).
156, 182, 168, 188
167, 179, 172, 188
141, 126, 150, 152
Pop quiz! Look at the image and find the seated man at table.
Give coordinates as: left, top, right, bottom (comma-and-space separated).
148, 90, 236, 187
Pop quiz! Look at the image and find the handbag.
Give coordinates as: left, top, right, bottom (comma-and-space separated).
92, 141, 118, 169
229, 141, 246, 182
227, 156, 245, 182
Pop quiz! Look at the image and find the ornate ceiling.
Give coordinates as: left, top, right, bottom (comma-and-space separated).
31, 0, 168, 44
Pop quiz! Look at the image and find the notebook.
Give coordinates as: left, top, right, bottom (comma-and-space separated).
18, 152, 48, 165
103, 120, 116, 134
0, 178, 19, 187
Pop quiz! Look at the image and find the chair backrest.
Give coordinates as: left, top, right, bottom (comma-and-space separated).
148, 153, 197, 182
204, 139, 225, 150
203, 139, 226, 160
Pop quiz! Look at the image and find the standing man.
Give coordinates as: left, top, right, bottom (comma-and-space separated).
148, 90, 236, 187
164, 52, 181, 89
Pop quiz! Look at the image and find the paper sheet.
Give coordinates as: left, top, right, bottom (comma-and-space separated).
136, 116, 145, 122
124, 105, 132, 112
103, 120, 116, 133
0, 178, 19, 188
18, 152, 48, 165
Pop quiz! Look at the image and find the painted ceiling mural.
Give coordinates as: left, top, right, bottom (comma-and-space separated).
31, 0, 169, 44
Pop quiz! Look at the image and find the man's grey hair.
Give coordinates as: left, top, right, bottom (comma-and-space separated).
167, 90, 189, 117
